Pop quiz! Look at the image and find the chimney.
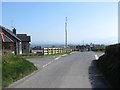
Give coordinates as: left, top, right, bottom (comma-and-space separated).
13, 28, 16, 35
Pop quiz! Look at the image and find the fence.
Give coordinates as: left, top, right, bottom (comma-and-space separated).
43, 48, 67, 55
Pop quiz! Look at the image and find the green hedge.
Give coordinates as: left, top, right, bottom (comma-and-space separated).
2, 54, 37, 88
97, 43, 120, 88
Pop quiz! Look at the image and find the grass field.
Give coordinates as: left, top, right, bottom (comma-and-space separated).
2, 54, 37, 88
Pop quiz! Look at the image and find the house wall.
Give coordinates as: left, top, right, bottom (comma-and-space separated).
22, 42, 30, 53
2, 29, 21, 55
12, 42, 20, 54
16, 42, 20, 54
2, 42, 20, 55
2, 27, 31, 54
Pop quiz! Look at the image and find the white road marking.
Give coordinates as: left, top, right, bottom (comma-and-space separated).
95, 55, 99, 60
70, 52, 73, 54
54, 56, 61, 60
42, 61, 54, 68
42, 56, 61, 68
61, 54, 68, 57
47, 61, 53, 65
42, 64, 48, 68
70, 52, 75, 54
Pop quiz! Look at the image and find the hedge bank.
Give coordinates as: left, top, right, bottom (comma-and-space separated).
97, 43, 120, 88
2, 54, 37, 88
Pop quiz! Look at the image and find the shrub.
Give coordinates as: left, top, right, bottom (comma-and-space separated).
97, 43, 120, 88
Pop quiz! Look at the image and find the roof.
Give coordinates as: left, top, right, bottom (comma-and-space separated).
17, 34, 31, 42
0, 26, 21, 42
0, 32, 14, 43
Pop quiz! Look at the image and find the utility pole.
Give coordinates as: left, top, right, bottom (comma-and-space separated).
83, 40, 85, 51
65, 17, 67, 50
83, 41, 84, 46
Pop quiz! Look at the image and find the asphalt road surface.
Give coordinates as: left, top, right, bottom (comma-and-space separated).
9, 52, 109, 88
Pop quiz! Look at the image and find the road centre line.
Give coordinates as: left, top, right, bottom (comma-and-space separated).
61, 54, 68, 57
42, 56, 61, 68
42, 64, 48, 68
54, 56, 61, 60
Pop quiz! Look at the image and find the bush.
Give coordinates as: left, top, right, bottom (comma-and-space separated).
97, 43, 120, 88
2, 54, 37, 87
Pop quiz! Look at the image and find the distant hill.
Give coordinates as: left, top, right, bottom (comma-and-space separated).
30, 44, 65, 48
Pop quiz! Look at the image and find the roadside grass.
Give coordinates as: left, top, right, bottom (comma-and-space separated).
19, 53, 43, 58
2, 51, 72, 88
20, 51, 72, 58
2, 54, 38, 88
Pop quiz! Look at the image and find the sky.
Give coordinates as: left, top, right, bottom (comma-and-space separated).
1, 2, 118, 45
118, 2, 120, 43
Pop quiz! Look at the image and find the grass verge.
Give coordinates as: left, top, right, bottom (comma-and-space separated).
20, 51, 72, 58
2, 54, 37, 88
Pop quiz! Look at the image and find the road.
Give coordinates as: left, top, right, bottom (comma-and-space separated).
8, 52, 109, 88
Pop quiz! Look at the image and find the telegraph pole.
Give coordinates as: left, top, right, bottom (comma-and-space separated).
83, 40, 84, 51
65, 17, 67, 49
